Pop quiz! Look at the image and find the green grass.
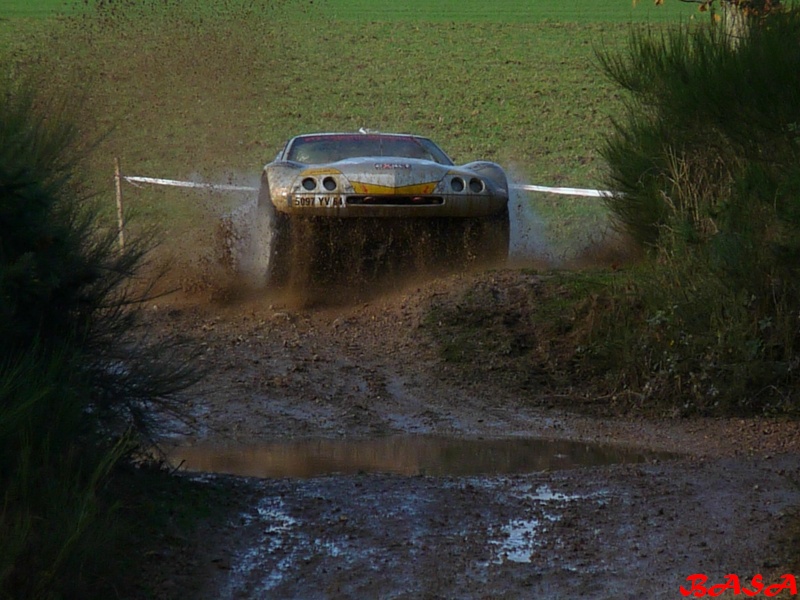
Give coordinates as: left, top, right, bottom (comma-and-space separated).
0, 0, 701, 21
0, 0, 702, 261
0, 0, 83, 18
316, 0, 698, 23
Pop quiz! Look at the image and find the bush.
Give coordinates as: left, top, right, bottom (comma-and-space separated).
0, 352, 131, 599
0, 72, 195, 598
593, 7, 800, 414
0, 72, 195, 433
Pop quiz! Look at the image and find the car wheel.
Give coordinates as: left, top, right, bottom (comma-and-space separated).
256, 184, 292, 288
432, 218, 470, 269
467, 207, 510, 267
266, 209, 292, 286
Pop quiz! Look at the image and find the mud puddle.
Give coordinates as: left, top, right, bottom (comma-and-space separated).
168, 436, 674, 479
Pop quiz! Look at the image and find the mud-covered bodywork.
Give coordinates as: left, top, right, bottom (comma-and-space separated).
261, 133, 508, 218
256, 132, 510, 285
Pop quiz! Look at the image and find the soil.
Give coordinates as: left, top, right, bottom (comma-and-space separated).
137, 263, 800, 600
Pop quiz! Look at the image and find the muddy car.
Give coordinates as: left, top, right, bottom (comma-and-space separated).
256, 131, 510, 285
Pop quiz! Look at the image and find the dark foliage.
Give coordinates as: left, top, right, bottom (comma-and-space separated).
0, 73, 196, 598
593, 6, 800, 414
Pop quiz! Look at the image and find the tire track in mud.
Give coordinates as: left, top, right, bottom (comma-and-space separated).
141, 271, 800, 600
186, 456, 800, 600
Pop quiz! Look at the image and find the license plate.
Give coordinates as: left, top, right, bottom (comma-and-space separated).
292, 195, 344, 208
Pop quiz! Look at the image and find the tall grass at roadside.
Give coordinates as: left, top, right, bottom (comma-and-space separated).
0, 67, 197, 597
0, 353, 130, 599
587, 7, 800, 415
0, 70, 195, 432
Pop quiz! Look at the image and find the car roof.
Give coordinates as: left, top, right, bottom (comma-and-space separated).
289, 132, 431, 142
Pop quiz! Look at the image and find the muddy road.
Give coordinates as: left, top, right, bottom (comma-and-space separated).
142, 269, 800, 599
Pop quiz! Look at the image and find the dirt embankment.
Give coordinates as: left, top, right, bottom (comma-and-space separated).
147, 267, 800, 455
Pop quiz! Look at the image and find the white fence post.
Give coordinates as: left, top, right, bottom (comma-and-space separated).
114, 158, 125, 252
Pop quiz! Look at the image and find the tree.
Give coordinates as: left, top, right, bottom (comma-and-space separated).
598, 5, 800, 413
638, 0, 782, 41
640, 0, 779, 12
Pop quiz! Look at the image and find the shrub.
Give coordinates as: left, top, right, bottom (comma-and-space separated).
0, 72, 195, 434
0, 71, 195, 598
593, 7, 800, 414
0, 352, 130, 599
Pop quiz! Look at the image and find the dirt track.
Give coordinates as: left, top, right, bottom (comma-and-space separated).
142, 269, 800, 599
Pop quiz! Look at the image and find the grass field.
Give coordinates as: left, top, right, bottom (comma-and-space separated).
0, 0, 699, 262
0, 0, 86, 17
318, 0, 697, 22
0, 0, 698, 21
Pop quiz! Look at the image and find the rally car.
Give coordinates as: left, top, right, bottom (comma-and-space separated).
256, 131, 510, 285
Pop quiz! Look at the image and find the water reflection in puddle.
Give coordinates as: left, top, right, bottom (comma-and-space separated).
168, 436, 673, 479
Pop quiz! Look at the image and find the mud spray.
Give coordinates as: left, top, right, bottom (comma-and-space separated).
508, 185, 554, 267
212, 173, 560, 303
506, 167, 635, 270
218, 198, 273, 284
168, 172, 267, 300
505, 164, 558, 267
211, 179, 624, 303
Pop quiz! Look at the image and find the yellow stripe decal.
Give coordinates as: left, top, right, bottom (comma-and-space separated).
302, 168, 343, 176
351, 181, 438, 195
